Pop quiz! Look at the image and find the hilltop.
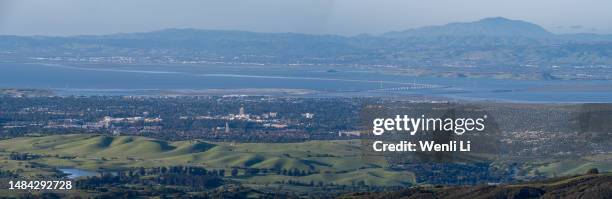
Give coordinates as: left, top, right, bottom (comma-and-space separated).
383, 17, 553, 38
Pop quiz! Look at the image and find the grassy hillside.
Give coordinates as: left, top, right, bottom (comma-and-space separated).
341, 173, 612, 199
532, 155, 612, 177
0, 134, 413, 186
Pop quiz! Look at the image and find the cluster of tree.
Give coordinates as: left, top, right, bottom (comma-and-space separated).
0, 169, 18, 178
76, 166, 224, 191
227, 167, 315, 177
8, 152, 41, 160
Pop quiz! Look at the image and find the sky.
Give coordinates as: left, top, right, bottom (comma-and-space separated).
0, 0, 611, 36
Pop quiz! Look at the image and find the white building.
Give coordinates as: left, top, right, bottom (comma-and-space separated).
302, 113, 314, 119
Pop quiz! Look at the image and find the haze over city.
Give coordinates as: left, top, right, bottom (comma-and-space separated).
1, 0, 611, 36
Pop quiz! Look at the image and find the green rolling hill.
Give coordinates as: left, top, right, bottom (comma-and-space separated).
0, 134, 414, 186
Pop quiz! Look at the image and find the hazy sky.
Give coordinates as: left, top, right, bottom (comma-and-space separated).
1, 0, 611, 36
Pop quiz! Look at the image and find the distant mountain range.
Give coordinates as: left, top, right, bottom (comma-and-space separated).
384, 17, 554, 38
1, 17, 611, 68
384, 17, 612, 41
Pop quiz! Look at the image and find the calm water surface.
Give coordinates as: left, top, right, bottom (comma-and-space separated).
2, 63, 612, 102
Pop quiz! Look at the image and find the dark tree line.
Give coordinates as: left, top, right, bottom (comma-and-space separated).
76, 166, 224, 191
